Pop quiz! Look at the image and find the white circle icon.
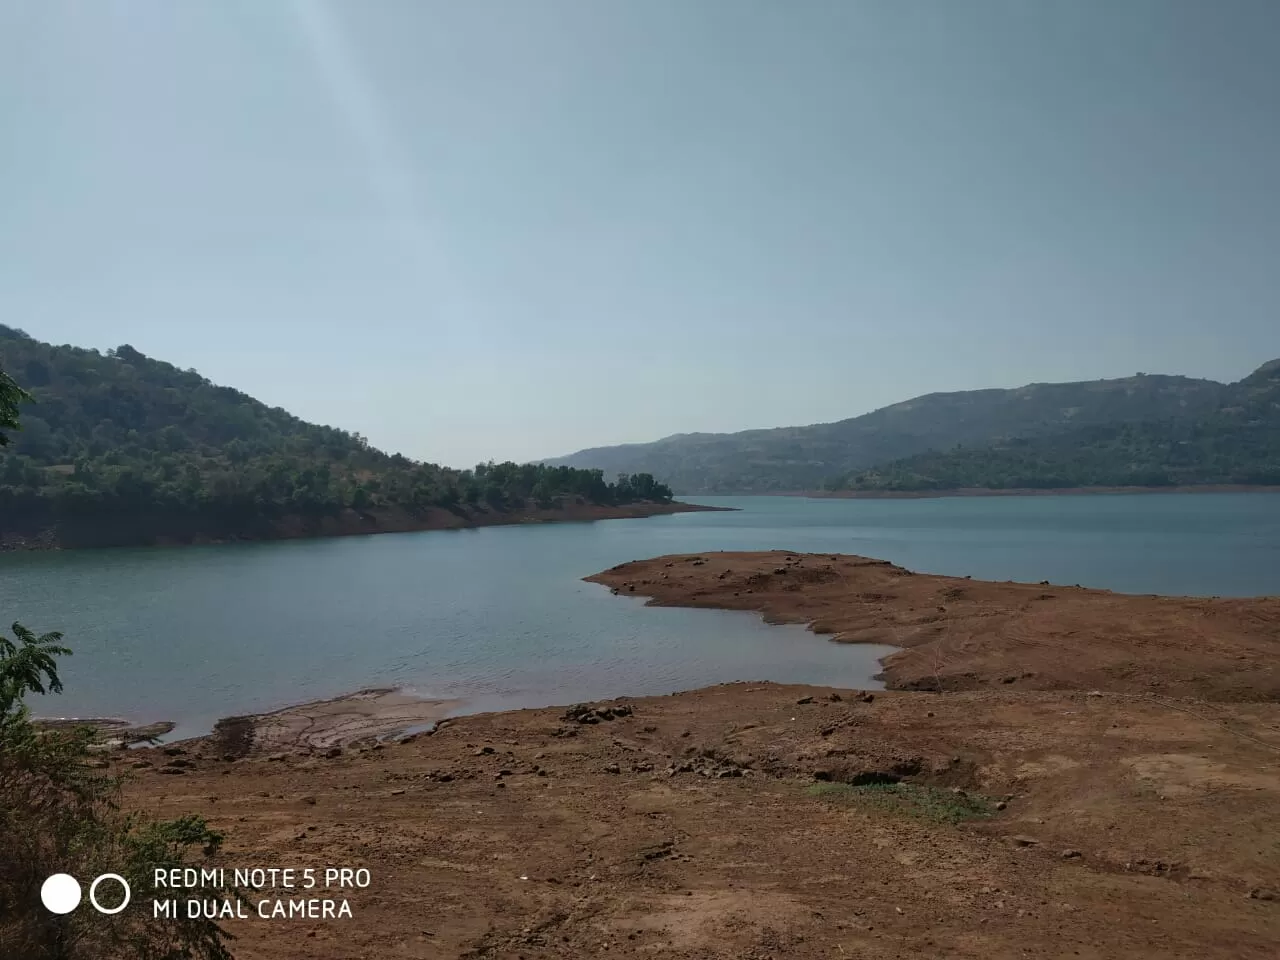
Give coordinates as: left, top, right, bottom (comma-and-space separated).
89, 874, 131, 915
41, 873, 82, 914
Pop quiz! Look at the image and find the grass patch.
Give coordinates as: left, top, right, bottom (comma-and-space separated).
806, 781, 994, 825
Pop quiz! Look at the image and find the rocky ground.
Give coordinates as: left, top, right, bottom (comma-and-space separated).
116, 552, 1280, 959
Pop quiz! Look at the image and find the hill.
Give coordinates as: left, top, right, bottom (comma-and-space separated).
0, 326, 680, 548
828, 360, 1280, 492
546, 372, 1236, 493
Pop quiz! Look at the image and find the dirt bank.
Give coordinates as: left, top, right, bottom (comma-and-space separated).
587, 552, 1280, 701
122, 681, 1280, 959
0, 499, 727, 551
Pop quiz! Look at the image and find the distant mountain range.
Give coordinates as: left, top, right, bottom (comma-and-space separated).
546, 361, 1280, 494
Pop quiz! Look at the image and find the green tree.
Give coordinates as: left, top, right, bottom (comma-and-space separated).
0, 624, 236, 959
0, 367, 31, 447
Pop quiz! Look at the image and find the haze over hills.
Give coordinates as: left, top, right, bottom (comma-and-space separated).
546, 363, 1280, 494
831, 360, 1280, 492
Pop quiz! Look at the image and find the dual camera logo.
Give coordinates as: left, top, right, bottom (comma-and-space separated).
41, 873, 131, 915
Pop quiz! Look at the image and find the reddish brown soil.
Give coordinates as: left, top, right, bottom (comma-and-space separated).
588, 552, 1280, 701
124, 682, 1280, 959
115, 552, 1280, 958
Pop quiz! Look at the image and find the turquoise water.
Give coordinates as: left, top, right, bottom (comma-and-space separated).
0, 492, 1276, 737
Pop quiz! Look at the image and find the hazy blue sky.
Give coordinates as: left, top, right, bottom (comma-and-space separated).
2, 1, 1278, 467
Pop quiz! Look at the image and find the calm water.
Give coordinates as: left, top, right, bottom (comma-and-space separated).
1, 492, 1277, 738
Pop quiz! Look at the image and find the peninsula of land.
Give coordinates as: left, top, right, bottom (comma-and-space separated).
587, 551, 1280, 700
0, 326, 728, 550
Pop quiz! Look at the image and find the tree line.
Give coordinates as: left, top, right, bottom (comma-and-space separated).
828, 418, 1280, 492
0, 326, 672, 530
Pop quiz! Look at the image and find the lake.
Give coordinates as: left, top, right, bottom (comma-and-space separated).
1, 492, 1277, 738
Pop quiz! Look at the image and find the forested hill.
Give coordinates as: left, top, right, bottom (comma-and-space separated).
827, 360, 1280, 492
0, 326, 675, 548
546, 371, 1235, 493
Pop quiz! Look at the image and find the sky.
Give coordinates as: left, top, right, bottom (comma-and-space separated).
2, 0, 1278, 467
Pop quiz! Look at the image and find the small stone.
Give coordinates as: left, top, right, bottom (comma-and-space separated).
390, 788, 406, 796
1061, 849, 1082, 860
995, 801, 1008, 811
796, 696, 814, 705
299, 795, 317, 805
1010, 835, 1040, 847
475, 746, 495, 756
324, 747, 342, 759
603, 762, 621, 775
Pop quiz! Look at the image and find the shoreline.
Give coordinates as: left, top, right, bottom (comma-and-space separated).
107, 553, 1280, 955
586, 551, 1280, 699
34, 687, 464, 754
769, 483, 1280, 499
207, 687, 464, 756
0, 498, 731, 552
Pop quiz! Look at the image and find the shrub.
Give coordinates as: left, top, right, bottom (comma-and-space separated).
0, 622, 234, 959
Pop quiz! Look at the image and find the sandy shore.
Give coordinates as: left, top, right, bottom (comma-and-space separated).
112, 553, 1280, 959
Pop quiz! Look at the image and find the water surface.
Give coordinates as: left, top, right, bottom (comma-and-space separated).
1, 492, 1275, 738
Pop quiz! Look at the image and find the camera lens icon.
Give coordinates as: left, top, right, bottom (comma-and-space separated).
40, 874, 81, 915
41, 873, 131, 915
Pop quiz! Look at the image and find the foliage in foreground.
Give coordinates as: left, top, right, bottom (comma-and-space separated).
807, 781, 994, 825
0, 622, 234, 960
